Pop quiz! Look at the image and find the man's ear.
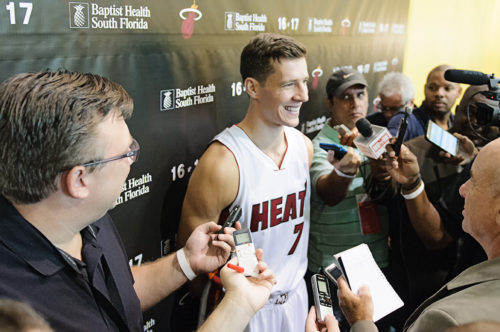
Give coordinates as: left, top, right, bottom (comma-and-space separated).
61, 166, 90, 199
244, 77, 259, 99
325, 97, 333, 108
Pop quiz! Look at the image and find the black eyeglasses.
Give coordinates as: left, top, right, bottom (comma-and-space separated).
379, 104, 405, 113
81, 138, 140, 168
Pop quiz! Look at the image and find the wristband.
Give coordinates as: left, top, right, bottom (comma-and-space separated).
401, 180, 425, 200
402, 174, 422, 191
333, 166, 356, 179
176, 248, 196, 281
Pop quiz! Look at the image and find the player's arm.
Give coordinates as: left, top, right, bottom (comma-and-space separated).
177, 141, 239, 246
302, 133, 314, 168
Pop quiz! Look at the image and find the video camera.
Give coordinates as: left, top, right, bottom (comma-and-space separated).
445, 69, 500, 127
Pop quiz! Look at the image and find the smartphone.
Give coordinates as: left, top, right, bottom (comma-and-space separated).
334, 124, 352, 136
311, 274, 334, 324
323, 261, 345, 287
217, 205, 242, 234
319, 142, 348, 160
425, 120, 459, 156
233, 228, 259, 277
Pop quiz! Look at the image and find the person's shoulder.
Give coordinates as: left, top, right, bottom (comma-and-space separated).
203, 140, 237, 164
191, 141, 239, 186
387, 111, 406, 127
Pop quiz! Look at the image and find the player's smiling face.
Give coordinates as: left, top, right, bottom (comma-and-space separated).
256, 57, 309, 128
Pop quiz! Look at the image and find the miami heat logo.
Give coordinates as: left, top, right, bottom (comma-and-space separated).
311, 65, 323, 90
341, 18, 351, 36
179, 0, 202, 39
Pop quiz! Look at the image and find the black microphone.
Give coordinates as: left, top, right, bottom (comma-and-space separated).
444, 69, 490, 85
392, 106, 412, 156
356, 118, 373, 137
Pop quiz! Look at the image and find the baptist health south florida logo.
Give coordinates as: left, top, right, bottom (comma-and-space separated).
161, 89, 175, 111
224, 12, 267, 31
160, 84, 216, 111
69, 2, 89, 28
69, 2, 151, 30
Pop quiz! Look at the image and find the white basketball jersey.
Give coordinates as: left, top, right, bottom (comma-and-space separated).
214, 125, 311, 294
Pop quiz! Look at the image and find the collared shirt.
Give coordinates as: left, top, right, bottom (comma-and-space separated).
0, 195, 143, 331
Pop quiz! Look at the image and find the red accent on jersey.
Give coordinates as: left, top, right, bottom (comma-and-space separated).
288, 222, 304, 255
283, 193, 297, 222
250, 187, 307, 232
250, 201, 269, 232
270, 197, 283, 227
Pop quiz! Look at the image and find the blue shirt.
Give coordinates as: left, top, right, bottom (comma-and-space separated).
387, 104, 454, 142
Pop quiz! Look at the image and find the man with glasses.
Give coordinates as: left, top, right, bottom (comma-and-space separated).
0, 71, 276, 331
387, 65, 461, 141
367, 72, 415, 128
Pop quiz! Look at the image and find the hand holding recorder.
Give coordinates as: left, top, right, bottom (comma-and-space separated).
221, 249, 276, 315
337, 277, 374, 326
320, 142, 362, 177
305, 306, 340, 332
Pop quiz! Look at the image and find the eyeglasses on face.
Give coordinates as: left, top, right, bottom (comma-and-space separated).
379, 104, 405, 113
81, 138, 140, 168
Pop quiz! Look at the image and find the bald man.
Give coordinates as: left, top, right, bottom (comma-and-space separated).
337, 137, 500, 331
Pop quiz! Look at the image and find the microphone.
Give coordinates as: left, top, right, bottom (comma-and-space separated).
353, 118, 392, 159
444, 69, 490, 85
392, 106, 412, 156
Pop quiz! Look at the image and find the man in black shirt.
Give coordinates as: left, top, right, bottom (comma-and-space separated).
0, 71, 275, 331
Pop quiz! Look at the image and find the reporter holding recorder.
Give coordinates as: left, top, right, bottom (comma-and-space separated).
335, 139, 500, 331
0, 70, 275, 332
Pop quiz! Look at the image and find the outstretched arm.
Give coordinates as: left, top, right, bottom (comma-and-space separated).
386, 144, 453, 249
315, 147, 362, 206
132, 221, 237, 310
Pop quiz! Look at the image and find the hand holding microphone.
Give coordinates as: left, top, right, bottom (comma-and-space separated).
392, 106, 412, 156
384, 141, 420, 187
353, 118, 392, 159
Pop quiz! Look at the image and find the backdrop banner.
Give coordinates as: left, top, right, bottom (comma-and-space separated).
0, 0, 409, 330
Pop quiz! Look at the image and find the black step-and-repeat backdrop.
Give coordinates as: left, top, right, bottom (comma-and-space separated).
0, 0, 408, 330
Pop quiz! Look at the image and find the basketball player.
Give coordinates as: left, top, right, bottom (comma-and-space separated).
178, 33, 313, 332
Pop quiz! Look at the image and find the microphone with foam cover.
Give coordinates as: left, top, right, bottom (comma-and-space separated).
356, 118, 374, 137
353, 118, 391, 159
444, 69, 490, 85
